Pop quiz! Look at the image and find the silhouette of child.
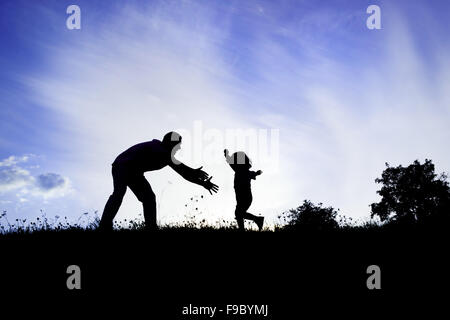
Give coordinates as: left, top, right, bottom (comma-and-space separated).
224, 149, 264, 231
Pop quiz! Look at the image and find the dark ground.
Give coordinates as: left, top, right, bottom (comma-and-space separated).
1, 228, 447, 317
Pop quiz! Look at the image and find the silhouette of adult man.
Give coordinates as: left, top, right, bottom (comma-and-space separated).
99, 132, 218, 230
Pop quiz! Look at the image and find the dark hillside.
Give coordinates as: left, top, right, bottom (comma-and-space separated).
1, 227, 446, 317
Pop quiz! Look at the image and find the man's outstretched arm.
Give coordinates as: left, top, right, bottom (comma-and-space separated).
169, 161, 219, 194
169, 162, 207, 182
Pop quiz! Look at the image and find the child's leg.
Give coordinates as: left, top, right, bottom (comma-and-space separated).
235, 195, 254, 230
242, 212, 258, 220
234, 207, 245, 230
235, 193, 249, 230
243, 212, 264, 231
239, 194, 258, 221
236, 190, 263, 231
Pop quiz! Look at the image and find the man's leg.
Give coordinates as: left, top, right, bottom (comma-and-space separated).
99, 167, 127, 230
128, 175, 157, 230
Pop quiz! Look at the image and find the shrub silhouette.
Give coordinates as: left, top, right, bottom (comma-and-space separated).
280, 200, 339, 231
370, 159, 450, 225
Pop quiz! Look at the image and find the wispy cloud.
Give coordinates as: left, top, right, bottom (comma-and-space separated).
22, 2, 297, 223
3, 0, 449, 223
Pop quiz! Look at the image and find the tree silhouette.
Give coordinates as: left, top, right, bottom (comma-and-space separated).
371, 159, 450, 225
280, 200, 339, 231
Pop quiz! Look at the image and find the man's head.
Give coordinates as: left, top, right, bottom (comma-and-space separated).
162, 131, 182, 153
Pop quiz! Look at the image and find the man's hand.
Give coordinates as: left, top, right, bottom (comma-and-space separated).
202, 176, 219, 195
256, 170, 263, 176
193, 166, 209, 181
224, 149, 229, 158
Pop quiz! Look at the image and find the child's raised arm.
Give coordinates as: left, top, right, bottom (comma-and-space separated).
224, 149, 238, 172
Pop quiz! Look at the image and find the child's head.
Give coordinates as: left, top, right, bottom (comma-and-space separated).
231, 151, 252, 169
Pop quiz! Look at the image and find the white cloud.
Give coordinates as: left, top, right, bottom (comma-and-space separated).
0, 155, 31, 167
0, 155, 72, 200
0, 166, 32, 193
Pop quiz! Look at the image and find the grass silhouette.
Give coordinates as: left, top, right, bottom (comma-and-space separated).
0, 206, 416, 239
1, 201, 446, 306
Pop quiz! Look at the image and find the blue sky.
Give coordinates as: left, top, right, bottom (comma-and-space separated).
1, 0, 450, 227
